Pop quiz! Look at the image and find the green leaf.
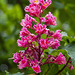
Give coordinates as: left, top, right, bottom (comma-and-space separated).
41, 64, 58, 75
47, 64, 58, 75
5, 71, 24, 75
49, 48, 56, 54
61, 32, 68, 37
12, 72, 24, 75
24, 68, 34, 74
50, 49, 69, 58
54, 1, 64, 9
63, 42, 75, 66
19, 50, 25, 53
62, 36, 75, 43
40, 64, 48, 75
5, 71, 11, 75
41, 34, 47, 39
68, 68, 75, 75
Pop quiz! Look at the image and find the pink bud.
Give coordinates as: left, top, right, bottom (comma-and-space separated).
48, 38, 60, 49
24, 6, 29, 12
20, 27, 31, 37
52, 30, 62, 41
45, 12, 57, 26
55, 53, 66, 65
69, 64, 74, 70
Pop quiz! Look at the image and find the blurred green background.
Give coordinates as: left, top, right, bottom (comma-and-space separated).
0, 0, 75, 75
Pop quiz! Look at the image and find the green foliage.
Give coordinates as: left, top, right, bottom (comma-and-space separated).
40, 64, 58, 75
5, 71, 24, 75
50, 49, 69, 58
41, 34, 47, 39
0, 0, 75, 75
63, 42, 75, 66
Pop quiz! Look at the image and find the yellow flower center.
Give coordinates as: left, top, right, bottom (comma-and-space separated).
34, 0, 38, 3
43, 3, 47, 6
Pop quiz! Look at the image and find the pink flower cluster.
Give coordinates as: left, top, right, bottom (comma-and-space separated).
13, 51, 41, 73
40, 38, 60, 49
33, 24, 48, 34
12, 0, 73, 74
44, 53, 66, 65
40, 30, 62, 49
25, 0, 51, 16
13, 51, 66, 73
45, 12, 57, 26
20, 14, 37, 28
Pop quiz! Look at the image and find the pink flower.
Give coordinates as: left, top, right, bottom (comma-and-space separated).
17, 34, 36, 48
25, 14, 32, 22
18, 56, 29, 69
30, 59, 38, 66
20, 19, 32, 29
17, 37, 28, 48
32, 64, 41, 73
40, 17, 46, 22
48, 38, 60, 49
25, 14, 37, 23
20, 27, 31, 37
40, 0, 51, 9
30, 0, 40, 5
20, 14, 32, 28
52, 30, 62, 41
40, 38, 60, 49
25, 6, 29, 12
25, 4, 41, 16
40, 39, 48, 49
55, 53, 66, 65
45, 12, 57, 26
20, 19, 25, 26
34, 24, 48, 34
29, 34, 37, 42
13, 52, 22, 63
30, 60, 41, 73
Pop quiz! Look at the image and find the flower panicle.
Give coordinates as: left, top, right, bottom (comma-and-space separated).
12, 0, 74, 74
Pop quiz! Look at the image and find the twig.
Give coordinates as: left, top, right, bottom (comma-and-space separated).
38, 35, 41, 61
40, 9, 45, 17
56, 57, 71, 75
